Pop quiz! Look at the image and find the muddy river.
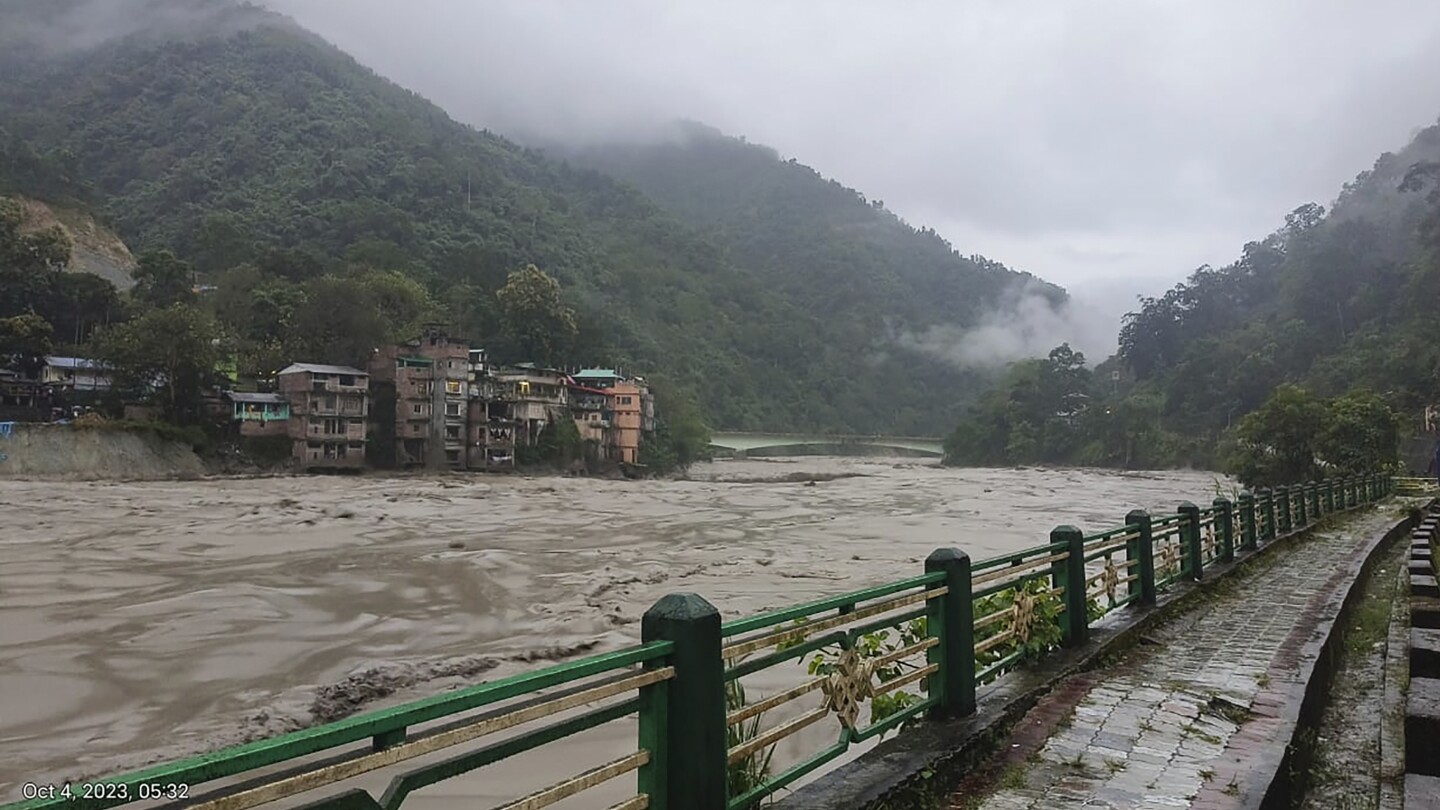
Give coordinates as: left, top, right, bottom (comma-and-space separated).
0, 458, 1228, 805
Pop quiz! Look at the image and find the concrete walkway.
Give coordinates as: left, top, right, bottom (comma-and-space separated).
956, 506, 1405, 810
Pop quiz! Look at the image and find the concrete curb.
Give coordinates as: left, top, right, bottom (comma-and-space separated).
1254, 507, 1419, 808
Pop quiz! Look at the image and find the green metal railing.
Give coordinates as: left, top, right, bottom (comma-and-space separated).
2, 474, 1394, 810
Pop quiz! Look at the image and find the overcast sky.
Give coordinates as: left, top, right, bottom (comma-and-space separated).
263, 0, 1440, 311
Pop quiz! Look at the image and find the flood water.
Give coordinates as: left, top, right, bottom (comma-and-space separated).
0, 458, 1228, 805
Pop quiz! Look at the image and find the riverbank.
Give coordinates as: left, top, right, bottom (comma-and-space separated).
0, 422, 206, 480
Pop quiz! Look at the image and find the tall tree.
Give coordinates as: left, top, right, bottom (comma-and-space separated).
93, 304, 222, 424
496, 264, 577, 366
131, 249, 197, 308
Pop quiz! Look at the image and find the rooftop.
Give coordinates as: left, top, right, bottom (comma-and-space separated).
226, 392, 286, 404
45, 356, 106, 370
574, 368, 620, 380
279, 362, 368, 377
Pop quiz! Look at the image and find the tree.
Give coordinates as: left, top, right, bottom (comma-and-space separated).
92, 304, 222, 424
1315, 389, 1399, 476
1227, 384, 1328, 488
286, 270, 434, 366
640, 384, 711, 473
131, 249, 196, 308
0, 313, 53, 377
0, 196, 69, 274
496, 264, 577, 366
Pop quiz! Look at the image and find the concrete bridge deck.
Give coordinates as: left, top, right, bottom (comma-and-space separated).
709, 431, 945, 457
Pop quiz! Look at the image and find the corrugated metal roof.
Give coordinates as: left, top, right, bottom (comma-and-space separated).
574, 368, 619, 379
45, 356, 105, 370
279, 362, 368, 376
226, 392, 286, 404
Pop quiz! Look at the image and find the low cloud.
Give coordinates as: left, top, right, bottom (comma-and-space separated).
0, 0, 275, 56
892, 282, 1116, 371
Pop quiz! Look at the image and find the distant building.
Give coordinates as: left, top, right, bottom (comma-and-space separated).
224, 391, 290, 437
0, 368, 50, 422
571, 368, 654, 465
567, 382, 611, 459
277, 363, 369, 471
607, 380, 645, 464
368, 327, 469, 470
41, 356, 111, 393
492, 364, 569, 448
467, 348, 515, 470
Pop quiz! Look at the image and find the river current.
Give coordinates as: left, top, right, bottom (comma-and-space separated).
0, 457, 1228, 804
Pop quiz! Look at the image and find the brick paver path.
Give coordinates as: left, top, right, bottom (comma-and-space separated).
963, 507, 1399, 810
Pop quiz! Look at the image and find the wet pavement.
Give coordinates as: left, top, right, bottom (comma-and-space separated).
962, 506, 1403, 810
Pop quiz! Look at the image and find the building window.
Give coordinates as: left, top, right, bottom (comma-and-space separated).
339, 375, 355, 386
445, 380, 461, 395
445, 425, 461, 440
413, 403, 424, 414
445, 402, 462, 417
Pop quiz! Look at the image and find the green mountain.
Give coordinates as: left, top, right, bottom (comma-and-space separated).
0, 0, 1055, 434
567, 122, 1056, 332
944, 118, 1440, 470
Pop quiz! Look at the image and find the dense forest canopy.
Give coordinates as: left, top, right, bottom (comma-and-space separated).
945, 119, 1440, 478
0, 0, 1061, 435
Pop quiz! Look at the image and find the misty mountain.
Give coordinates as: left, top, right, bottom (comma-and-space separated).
938, 118, 1440, 471
565, 122, 1060, 330
0, 0, 1060, 434
1119, 120, 1440, 414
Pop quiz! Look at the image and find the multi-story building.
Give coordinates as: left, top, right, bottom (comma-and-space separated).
570, 369, 654, 465
568, 382, 611, 458
277, 363, 369, 470
491, 364, 569, 448
607, 380, 645, 464
369, 328, 469, 470
467, 348, 516, 470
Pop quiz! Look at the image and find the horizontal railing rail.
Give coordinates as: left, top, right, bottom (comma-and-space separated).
1, 473, 1396, 810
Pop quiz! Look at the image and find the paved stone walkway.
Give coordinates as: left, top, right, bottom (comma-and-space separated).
963, 507, 1402, 810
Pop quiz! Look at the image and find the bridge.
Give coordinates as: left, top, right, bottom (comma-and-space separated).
709, 430, 946, 458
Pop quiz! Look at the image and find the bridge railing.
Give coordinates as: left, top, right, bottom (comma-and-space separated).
1, 475, 1395, 810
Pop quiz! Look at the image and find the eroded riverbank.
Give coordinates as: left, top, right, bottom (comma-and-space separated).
0, 458, 1228, 800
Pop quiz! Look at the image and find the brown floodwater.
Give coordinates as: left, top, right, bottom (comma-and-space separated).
0, 458, 1228, 805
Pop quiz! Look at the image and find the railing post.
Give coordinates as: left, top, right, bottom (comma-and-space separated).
1295, 482, 1308, 527
1179, 502, 1203, 580
1325, 480, 1335, 514
1346, 476, 1355, 508
1277, 485, 1292, 535
1240, 491, 1258, 551
1126, 509, 1156, 606
1308, 482, 1320, 522
641, 594, 726, 810
1051, 525, 1089, 646
1264, 489, 1278, 542
1214, 497, 1235, 562
926, 548, 975, 719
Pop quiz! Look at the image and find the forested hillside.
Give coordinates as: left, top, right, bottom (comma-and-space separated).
0, 0, 1050, 434
944, 119, 1440, 474
569, 122, 1058, 332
